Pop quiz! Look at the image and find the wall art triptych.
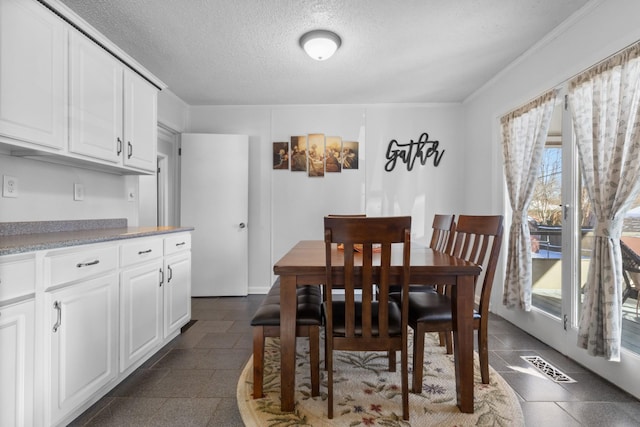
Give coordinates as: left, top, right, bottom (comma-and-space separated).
273, 134, 359, 177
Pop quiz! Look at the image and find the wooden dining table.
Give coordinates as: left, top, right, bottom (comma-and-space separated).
273, 240, 482, 413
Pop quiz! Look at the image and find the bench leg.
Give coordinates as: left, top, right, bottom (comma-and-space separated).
252, 326, 265, 399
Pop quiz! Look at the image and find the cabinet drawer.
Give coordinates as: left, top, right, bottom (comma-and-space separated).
46, 245, 117, 288
0, 254, 36, 302
120, 238, 163, 268
164, 233, 191, 255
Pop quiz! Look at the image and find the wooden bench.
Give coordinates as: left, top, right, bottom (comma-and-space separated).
250, 279, 322, 398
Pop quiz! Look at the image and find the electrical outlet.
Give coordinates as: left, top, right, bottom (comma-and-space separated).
74, 183, 84, 201
2, 175, 18, 198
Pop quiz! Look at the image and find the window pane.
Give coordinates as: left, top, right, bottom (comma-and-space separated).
529, 108, 563, 317
621, 193, 640, 354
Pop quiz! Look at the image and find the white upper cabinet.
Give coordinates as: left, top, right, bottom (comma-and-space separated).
69, 30, 123, 164
0, 0, 162, 174
123, 69, 157, 171
0, 0, 66, 150
69, 30, 157, 172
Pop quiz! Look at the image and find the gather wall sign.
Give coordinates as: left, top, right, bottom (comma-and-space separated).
385, 132, 445, 172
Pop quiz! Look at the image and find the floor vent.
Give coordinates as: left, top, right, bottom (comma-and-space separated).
521, 356, 576, 383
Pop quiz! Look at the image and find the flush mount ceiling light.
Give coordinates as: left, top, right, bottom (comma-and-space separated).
299, 30, 341, 61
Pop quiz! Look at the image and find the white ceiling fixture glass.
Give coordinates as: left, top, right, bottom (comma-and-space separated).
299, 30, 341, 61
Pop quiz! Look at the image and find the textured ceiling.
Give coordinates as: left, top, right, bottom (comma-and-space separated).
57, 0, 590, 106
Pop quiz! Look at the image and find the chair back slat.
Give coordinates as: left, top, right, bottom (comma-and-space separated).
361, 244, 374, 337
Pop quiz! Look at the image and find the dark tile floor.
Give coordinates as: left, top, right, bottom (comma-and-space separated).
71, 295, 640, 426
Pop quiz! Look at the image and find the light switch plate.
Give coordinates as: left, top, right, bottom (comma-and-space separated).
74, 183, 84, 201
2, 175, 18, 198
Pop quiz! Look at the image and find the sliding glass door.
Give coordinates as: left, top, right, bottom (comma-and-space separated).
521, 93, 586, 353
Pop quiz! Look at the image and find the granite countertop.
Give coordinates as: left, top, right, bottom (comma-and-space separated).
0, 219, 194, 256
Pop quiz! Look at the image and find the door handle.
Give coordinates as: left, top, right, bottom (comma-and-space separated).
239, 222, 246, 229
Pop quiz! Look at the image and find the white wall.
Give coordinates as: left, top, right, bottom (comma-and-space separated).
157, 89, 189, 132
188, 103, 465, 292
0, 153, 136, 223
365, 104, 464, 242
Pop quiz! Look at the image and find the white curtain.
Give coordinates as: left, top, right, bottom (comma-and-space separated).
569, 42, 640, 361
501, 91, 558, 310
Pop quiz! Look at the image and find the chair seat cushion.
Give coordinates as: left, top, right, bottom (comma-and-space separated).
398, 292, 480, 323
250, 284, 322, 327
322, 300, 403, 336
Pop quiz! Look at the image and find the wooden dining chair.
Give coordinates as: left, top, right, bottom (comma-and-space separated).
428, 214, 456, 347
430, 213, 457, 253
323, 216, 411, 420
406, 215, 503, 392
389, 214, 456, 353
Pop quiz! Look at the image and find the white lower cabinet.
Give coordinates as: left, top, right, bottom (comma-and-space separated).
45, 273, 118, 427
120, 258, 163, 372
0, 299, 35, 427
164, 251, 191, 338
0, 231, 191, 426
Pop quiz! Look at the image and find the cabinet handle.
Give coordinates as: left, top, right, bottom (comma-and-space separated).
53, 301, 62, 332
167, 265, 173, 283
175, 242, 186, 247
127, 141, 133, 159
76, 260, 99, 268
138, 249, 152, 255
117, 137, 123, 155
159, 268, 164, 287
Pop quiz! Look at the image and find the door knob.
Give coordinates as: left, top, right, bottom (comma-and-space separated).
239, 222, 246, 229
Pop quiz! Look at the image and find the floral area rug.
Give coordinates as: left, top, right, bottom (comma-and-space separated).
237, 332, 524, 426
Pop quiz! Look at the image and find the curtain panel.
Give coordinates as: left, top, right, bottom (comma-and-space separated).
569, 41, 640, 361
501, 90, 557, 310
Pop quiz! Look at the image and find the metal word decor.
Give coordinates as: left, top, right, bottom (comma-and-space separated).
384, 132, 444, 172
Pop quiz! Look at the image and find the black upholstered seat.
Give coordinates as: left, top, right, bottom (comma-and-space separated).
404, 291, 481, 323
326, 301, 402, 336
251, 285, 322, 327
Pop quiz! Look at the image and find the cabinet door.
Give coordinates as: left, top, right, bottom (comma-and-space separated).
120, 260, 163, 372
0, 299, 35, 427
69, 30, 123, 163
164, 252, 191, 338
123, 69, 157, 172
0, 0, 66, 149
46, 274, 118, 426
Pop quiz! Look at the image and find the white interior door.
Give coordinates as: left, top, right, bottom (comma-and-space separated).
180, 133, 249, 296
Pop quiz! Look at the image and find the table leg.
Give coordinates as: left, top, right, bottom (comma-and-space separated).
280, 275, 297, 412
451, 274, 474, 413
